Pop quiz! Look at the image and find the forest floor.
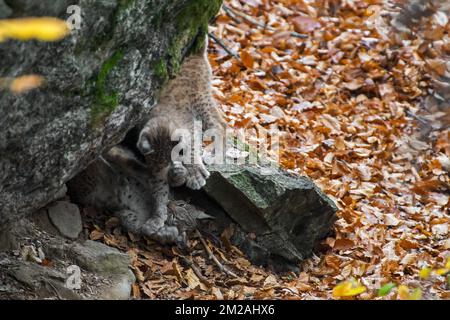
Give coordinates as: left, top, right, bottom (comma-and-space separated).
86, 0, 449, 300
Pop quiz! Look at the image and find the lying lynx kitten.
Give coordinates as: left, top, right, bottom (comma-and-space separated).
68, 119, 208, 245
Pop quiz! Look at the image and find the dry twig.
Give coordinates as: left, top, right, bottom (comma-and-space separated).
208, 32, 241, 62
179, 256, 211, 287
195, 229, 238, 278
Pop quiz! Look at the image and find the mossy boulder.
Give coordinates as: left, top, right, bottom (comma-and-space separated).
203, 164, 338, 266
0, 0, 222, 227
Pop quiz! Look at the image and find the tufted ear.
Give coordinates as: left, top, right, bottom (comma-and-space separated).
137, 132, 154, 155
195, 210, 213, 220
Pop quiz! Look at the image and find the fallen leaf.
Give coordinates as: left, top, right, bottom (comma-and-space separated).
333, 278, 367, 298
185, 268, 201, 290
0, 17, 70, 42
291, 16, 321, 33
333, 238, 355, 251
378, 282, 396, 297
240, 50, 255, 69
9, 75, 44, 94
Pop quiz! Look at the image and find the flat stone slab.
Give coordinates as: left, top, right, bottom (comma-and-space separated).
47, 201, 82, 240
69, 240, 130, 275
203, 164, 337, 264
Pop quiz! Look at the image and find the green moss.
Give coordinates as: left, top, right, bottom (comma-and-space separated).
166, 0, 222, 75
153, 58, 169, 83
151, 2, 169, 28
117, 0, 135, 11
91, 50, 124, 126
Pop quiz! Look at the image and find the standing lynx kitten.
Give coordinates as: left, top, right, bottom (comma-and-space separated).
137, 37, 226, 190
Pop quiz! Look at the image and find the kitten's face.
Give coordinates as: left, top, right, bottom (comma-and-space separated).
137, 120, 177, 172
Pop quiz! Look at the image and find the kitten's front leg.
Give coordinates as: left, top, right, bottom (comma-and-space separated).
167, 161, 188, 187
103, 146, 151, 182
185, 161, 210, 190
142, 222, 181, 245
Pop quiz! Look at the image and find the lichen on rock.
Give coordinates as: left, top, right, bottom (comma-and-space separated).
0, 0, 223, 227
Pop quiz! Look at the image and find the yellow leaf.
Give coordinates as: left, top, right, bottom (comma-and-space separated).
445, 257, 450, 270
435, 268, 450, 276
410, 288, 422, 300
0, 17, 69, 42
333, 278, 366, 297
419, 267, 432, 279
397, 285, 410, 300
398, 285, 422, 300
9, 75, 44, 94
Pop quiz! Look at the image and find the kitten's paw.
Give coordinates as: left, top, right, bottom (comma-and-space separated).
185, 164, 210, 190
141, 216, 165, 235
168, 161, 188, 187
143, 224, 180, 244
175, 231, 189, 251
103, 146, 126, 163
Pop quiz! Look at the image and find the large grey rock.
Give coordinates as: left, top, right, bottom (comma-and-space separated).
0, 0, 12, 18
69, 240, 130, 274
203, 165, 337, 265
47, 201, 82, 240
99, 270, 135, 300
0, 0, 222, 228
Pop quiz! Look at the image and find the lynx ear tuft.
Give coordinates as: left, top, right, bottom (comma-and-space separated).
137, 134, 153, 155
196, 210, 214, 220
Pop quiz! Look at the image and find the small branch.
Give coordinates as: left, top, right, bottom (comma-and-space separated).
406, 109, 430, 126
222, 5, 242, 24
179, 256, 211, 287
223, 4, 307, 39
208, 32, 241, 62
223, 4, 268, 29
195, 229, 237, 278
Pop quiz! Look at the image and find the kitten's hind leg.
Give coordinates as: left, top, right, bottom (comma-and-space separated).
115, 209, 145, 235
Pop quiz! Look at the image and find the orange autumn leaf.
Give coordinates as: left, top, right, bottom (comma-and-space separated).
131, 283, 141, 299
247, 78, 267, 91
426, 59, 448, 77
0, 17, 70, 42
411, 179, 444, 195
240, 50, 255, 69
333, 238, 355, 251
9, 75, 44, 94
398, 239, 419, 250
291, 16, 321, 33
